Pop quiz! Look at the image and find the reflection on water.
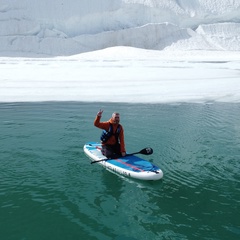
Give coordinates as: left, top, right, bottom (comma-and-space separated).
0, 102, 240, 240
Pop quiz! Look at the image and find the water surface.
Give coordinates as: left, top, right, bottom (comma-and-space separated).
1, 102, 240, 240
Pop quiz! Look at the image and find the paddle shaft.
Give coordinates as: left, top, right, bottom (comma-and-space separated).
91, 147, 153, 164
90, 151, 143, 164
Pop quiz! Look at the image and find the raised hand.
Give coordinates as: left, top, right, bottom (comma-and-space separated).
97, 109, 103, 117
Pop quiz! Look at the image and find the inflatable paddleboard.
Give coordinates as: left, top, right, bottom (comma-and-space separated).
84, 142, 163, 181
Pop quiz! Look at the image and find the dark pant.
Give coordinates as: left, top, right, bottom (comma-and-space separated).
101, 144, 121, 159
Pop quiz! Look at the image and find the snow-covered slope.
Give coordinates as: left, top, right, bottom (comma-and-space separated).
0, 0, 240, 56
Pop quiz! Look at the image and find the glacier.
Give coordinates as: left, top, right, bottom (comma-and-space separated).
0, 0, 240, 56
0, 0, 240, 103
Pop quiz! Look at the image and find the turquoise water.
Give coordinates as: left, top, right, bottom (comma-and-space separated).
1, 102, 240, 240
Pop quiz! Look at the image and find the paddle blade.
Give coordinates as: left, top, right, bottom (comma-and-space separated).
139, 147, 153, 155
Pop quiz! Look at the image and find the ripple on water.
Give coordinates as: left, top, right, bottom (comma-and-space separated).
1, 102, 240, 240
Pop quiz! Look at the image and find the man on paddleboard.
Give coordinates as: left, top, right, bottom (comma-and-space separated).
94, 110, 126, 159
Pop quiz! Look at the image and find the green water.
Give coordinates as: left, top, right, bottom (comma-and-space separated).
1, 102, 240, 240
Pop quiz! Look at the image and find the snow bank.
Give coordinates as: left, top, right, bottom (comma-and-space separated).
0, 0, 240, 56
1, 47, 240, 103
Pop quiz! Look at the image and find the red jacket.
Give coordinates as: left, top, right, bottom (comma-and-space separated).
94, 116, 126, 153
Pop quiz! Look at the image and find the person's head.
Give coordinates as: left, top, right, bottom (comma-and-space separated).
112, 112, 120, 124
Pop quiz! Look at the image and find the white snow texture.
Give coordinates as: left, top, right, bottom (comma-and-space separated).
1, 0, 240, 56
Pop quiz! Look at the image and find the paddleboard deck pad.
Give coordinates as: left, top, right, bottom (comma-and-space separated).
84, 142, 163, 181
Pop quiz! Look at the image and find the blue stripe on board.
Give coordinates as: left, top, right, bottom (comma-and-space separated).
108, 155, 159, 172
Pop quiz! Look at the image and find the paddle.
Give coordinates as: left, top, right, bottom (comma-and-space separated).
126, 147, 153, 156
91, 147, 153, 164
